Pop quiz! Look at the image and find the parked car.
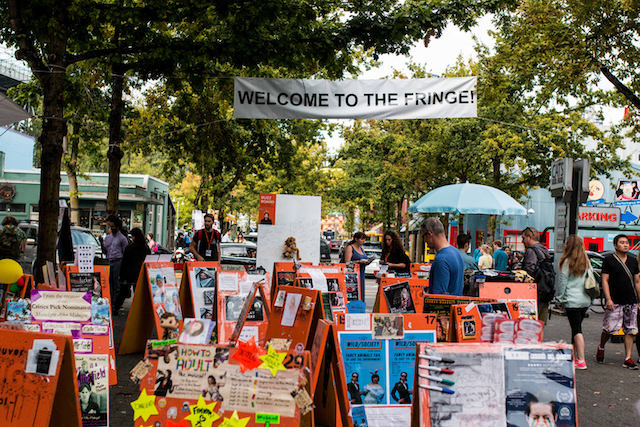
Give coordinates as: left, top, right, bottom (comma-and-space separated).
320, 238, 331, 262
18, 223, 104, 275
329, 239, 342, 252
220, 242, 257, 270
363, 240, 382, 257
244, 232, 258, 244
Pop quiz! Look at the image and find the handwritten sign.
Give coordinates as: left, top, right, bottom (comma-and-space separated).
219, 411, 250, 427
259, 346, 287, 377
219, 364, 298, 417
31, 290, 91, 322
130, 389, 158, 422
184, 396, 219, 427
231, 336, 265, 373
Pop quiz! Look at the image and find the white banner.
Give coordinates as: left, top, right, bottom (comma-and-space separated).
234, 77, 477, 119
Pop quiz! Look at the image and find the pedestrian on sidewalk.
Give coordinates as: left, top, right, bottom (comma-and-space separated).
556, 235, 592, 370
100, 215, 128, 310
596, 234, 640, 369
113, 228, 150, 315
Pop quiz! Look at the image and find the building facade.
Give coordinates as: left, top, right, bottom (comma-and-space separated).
0, 151, 175, 248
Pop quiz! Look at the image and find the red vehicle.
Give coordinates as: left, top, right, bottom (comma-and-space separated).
329, 239, 342, 251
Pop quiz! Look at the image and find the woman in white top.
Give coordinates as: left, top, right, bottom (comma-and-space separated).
478, 244, 494, 269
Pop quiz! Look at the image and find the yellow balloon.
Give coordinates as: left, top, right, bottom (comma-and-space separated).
0, 259, 23, 284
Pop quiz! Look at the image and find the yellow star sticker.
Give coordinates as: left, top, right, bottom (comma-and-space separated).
130, 389, 159, 422
184, 396, 220, 427
219, 411, 250, 427
258, 345, 287, 376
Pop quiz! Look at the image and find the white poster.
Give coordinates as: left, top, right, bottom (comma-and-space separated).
234, 77, 477, 119
256, 194, 322, 278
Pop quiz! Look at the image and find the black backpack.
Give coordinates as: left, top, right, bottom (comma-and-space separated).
0, 226, 21, 260
530, 246, 556, 303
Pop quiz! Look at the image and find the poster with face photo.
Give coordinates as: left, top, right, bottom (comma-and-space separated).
224, 296, 264, 322
75, 354, 109, 427
156, 344, 228, 400
189, 266, 218, 320
148, 266, 181, 320
69, 272, 102, 299
345, 272, 360, 301
383, 282, 416, 314
505, 346, 576, 427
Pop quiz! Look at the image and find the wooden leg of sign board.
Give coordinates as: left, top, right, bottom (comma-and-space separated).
373, 285, 382, 312
178, 263, 195, 318
228, 280, 270, 346
50, 336, 82, 427
312, 323, 350, 427
119, 266, 156, 354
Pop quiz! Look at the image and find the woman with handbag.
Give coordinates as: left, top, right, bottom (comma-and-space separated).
556, 235, 593, 370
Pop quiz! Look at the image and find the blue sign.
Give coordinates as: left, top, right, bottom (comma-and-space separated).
621, 211, 638, 224
586, 198, 604, 206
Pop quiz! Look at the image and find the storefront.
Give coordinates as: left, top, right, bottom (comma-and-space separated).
0, 155, 175, 248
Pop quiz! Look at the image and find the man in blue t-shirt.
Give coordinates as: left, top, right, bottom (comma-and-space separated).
421, 218, 464, 295
492, 240, 509, 271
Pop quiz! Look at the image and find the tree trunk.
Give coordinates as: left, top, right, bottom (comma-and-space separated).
36, 71, 66, 282
107, 62, 125, 216
64, 129, 80, 226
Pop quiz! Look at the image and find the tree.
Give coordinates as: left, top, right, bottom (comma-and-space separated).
490, 0, 640, 114
2, 0, 513, 278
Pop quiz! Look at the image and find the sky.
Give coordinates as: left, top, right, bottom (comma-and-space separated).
324, 15, 623, 154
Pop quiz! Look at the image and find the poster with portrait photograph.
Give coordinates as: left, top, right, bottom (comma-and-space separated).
505, 346, 576, 427
69, 272, 103, 299
258, 193, 276, 225
148, 266, 182, 320
383, 282, 416, 314
75, 354, 109, 427
189, 266, 218, 320
155, 344, 228, 401
615, 179, 640, 206
372, 314, 404, 340
224, 295, 264, 322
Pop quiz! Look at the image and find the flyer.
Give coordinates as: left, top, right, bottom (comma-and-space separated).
339, 331, 387, 405
76, 354, 109, 427
224, 295, 264, 322
69, 272, 103, 299
156, 344, 228, 401
504, 346, 576, 427
382, 282, 416, 314
189, 267, 218, 319
339, 315, 436, 406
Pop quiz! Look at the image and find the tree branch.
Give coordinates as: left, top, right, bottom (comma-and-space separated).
7, 0, 50, 81
599, 65, 640, 110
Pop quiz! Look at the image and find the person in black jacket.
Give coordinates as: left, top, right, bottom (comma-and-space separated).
113, 228, 150, 314
381, 230, 410, 273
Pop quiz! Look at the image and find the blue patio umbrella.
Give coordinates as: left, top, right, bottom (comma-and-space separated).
408, 183, 528, 215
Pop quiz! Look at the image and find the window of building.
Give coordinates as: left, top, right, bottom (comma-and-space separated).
0, 203, 26, 213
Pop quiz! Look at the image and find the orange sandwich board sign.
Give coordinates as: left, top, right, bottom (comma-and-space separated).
0, 328, 81, 427
134, 343, 313, 427
265, 285, 323, 351
65, 264, 118, 386
119, 262, 184, 355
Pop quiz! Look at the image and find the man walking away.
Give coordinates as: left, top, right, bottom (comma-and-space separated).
456, 234, 478, 271
421, 217, 464, 296
493, 240, 509, 271
596, 234, 640, 369
521, 227, 554, 325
